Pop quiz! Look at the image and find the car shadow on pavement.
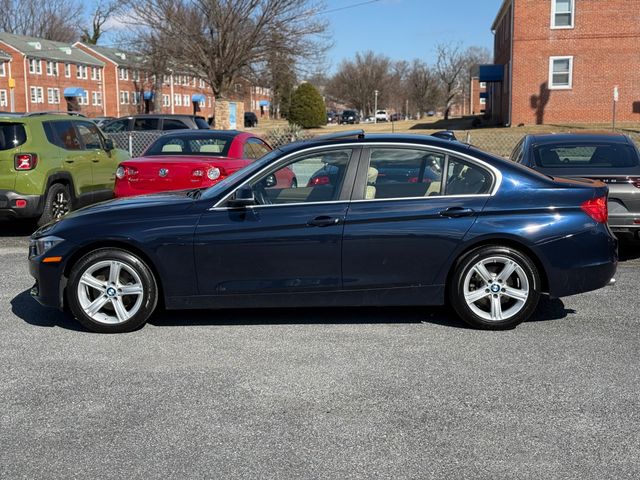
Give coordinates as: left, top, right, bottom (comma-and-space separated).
618, 240, 640, 262
10, 290, 85, 332
11, 289, 574, 332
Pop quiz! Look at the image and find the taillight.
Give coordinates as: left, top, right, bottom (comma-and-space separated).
206, 167, 221, 181
14, 153, 37, 171
581, 196, 608, 223
116, 165, 137, 179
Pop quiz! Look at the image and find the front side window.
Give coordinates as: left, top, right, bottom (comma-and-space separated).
76, 122, 103, 150
44, 121, 81, 150
101, 119, 129, 133
133, 118, 159, 131
552, 0, 574, 28
242, 149, 353, 206
549, 56, 573, 89
363, 148, 445, 200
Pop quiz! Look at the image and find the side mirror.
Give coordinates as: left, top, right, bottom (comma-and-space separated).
264, 174, 277, 188
104, 138, 115, 151
227, 185, 255, 207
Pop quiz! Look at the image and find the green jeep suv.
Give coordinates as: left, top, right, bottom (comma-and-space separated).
0, 113, 129, 225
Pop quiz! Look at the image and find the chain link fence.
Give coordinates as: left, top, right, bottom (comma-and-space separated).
105, 131, 166, 158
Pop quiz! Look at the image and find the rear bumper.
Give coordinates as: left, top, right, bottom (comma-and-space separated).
0, 190, 43, 219
608, 213, 640, 234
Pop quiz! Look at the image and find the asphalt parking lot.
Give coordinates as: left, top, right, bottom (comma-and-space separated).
1, 221, 639, 479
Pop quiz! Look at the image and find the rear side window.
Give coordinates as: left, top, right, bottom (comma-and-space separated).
102, 119, 129, 133
0, 123, 27, 151
162, 119, 189, 130
533, 143, 639, 168
43, 121, 81, 150
445, 158, 492, 195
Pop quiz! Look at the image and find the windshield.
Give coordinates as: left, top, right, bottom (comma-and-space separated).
144, 133, 232, 156
533, 143, 639, 168
200, 148, 283, 199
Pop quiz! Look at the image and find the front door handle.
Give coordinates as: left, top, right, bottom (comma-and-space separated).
439, 207, 475, 218
307, 215, 342, 227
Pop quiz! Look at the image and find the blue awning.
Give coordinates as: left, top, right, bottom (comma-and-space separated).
259, 100, 270, 107
143, 91, 154, 100
63, 87, 85, 97
192, 94, 206, 103
479, 64, 504, 83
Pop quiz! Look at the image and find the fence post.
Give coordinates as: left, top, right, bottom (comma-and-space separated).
128, 133, 133, 157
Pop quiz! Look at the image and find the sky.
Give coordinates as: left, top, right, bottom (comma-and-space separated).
321, 0, 504, 71
98, 0, 504, 71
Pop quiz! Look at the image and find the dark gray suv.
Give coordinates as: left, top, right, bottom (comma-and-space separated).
102, 114, 210, 133
512, 132, 640, 241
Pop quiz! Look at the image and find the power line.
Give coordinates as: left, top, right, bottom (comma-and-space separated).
319, 0, 381, 15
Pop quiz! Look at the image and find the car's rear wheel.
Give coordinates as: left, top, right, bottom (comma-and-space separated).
449, 246, 540, 330
67, 248, 158, 333
38, 183, 71, 226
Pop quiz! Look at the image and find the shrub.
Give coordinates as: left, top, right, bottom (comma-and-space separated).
288, 82, 327, 129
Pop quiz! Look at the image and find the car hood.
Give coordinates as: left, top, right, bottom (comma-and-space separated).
68, 190, 195, 218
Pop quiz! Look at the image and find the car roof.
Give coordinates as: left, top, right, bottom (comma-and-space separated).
278, 132, 473, 155
118, 114, 203, 119
525, 132, 630, 145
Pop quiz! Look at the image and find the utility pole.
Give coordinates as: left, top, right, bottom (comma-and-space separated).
374, 89, 379, 124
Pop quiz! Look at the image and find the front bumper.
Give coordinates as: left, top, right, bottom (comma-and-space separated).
0, 189, 43, 219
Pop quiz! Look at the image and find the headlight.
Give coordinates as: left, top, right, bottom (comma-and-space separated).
29, 235, 64, 257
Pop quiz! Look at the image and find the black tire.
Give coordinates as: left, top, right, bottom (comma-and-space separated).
37, 183, 71, 226
67, 248, 158, 333
448, 245, 541, 330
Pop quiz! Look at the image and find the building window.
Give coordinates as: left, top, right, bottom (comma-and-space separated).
120, 90, 130, 104
551, 0, 574, 29
479, 82, 486, 89
479, 98, 487, 105
199, 78, 205, 88
46, 61, 58, 76
183, 94, 190, 106
118, 67, 129, 80
30, 86, 44, 103
65, 63, 71, 78
92, 91, 102, 106
76, 91, 89, 105
76, 65, 88, 79
91, 67, 102, 80
549, 56, 573, 89
162, 94, 170, 107
132, 70, 140, 82
47, 88, 60, 104
174, 94, 182, 106
163, 74, 170, 84
0, 90, 7, 107
28, 59, 42, 74
0, 62, 5, 77
131, 91, 141, 105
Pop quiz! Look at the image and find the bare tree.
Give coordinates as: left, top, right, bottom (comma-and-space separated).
435, 43, 467, 120
80, 1, 121, 45
120, 0, 328, 103
327, 51, 393, 116
406, 60, 439, 118
0, 0, 82, 42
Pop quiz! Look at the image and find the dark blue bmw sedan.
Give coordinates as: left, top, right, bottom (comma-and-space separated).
29, 131, 617, 333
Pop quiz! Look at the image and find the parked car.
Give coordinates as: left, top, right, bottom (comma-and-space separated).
91, 116, 116, 128
0, 112, 129, 225
339, 110, 360, 125
512, 133, 640, 241
114, 130, 294, 197
426, 111, 436, 117
102, 114, 210, 133
390, 113, 404, 122
375, 110, 390, 122
29, 130, 617, 333
244, 112, 258, 128
327, 111, 338, 124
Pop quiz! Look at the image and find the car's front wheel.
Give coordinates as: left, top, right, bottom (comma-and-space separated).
67, 248, 158, 333
449, 246, 541, 330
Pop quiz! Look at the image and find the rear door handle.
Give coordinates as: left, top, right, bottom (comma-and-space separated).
439, 207, 476, 218
307, 215, 342, 227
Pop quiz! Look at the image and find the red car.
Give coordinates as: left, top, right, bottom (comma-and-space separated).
114, 131, 296, 197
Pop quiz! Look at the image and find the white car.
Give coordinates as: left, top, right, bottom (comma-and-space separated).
375, 110, 389, 122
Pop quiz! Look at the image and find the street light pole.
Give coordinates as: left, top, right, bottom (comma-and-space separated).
374, 89, 379, 124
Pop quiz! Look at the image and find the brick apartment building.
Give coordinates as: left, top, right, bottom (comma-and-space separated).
483, 0, 640, 126
469, 66, 488, 115
0, 31, 270, 122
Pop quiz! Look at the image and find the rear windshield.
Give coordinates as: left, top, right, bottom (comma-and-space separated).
144, 133, 232, 156
0, 123, 27, 151
533, 143, 639, 168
